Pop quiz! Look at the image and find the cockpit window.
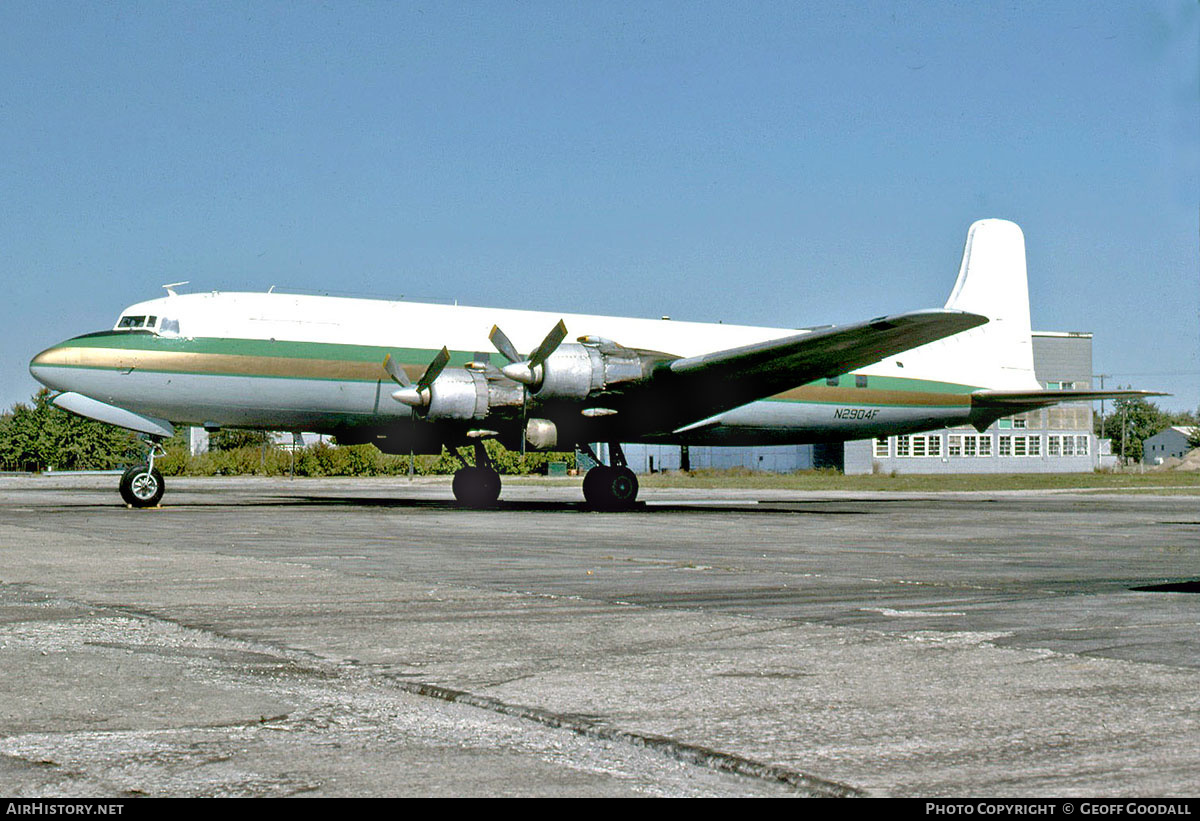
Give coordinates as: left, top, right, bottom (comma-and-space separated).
159, 317, 180, 334
117, 315, 146, 329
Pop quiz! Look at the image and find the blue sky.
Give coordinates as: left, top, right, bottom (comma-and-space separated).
2, 1, 1197, 412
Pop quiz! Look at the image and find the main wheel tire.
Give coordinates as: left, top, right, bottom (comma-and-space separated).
583, 465, 639, 511
119, 465, 165, 508
452, 466, 501, 507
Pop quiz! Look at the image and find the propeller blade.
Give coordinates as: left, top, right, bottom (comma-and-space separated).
382, 354, 412, 387
417, 347, 451, 393
488, 325, 521, 364
528, 320, 568, 368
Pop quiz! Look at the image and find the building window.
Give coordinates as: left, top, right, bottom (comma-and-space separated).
891, 434, 942, 458
874, 437, 889, 458
855, 375, 868, 388
1047, 434, 1088, 457
947, 433, 994, 457
827, 377, 840, 387
1000, 435, 1044, 457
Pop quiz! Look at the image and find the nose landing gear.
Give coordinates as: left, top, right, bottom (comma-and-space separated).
119, 440, 167, 508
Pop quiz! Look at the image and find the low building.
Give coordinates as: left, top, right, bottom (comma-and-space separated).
843, 331, 1106, 474
1143, 426, 1198, 465
623, 330, 1110, 475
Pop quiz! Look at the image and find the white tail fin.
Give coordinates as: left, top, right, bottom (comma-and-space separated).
924, 219, 1042, 391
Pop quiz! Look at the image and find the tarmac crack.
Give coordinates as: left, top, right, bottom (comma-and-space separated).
5, 589, 861, 797
381, 674, 865, 797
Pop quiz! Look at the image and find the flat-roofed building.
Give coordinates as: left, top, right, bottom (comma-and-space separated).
844, 331, 1106, 474
622, 330, 1109, 475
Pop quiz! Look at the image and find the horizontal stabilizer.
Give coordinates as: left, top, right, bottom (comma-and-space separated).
972, 389, 1168, 408
52, 392, 175, 439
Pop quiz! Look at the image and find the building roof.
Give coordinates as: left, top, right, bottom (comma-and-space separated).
1149, 426, 1199, 438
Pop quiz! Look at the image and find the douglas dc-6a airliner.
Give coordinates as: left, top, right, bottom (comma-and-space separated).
29, 220, 1157, 509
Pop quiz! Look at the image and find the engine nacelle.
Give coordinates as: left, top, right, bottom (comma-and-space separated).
535, 343, 650, 400
420, 370, 525, 421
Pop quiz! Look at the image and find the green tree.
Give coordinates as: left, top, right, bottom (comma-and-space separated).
0, 389, 140, 471
1094, 397, 1200, 464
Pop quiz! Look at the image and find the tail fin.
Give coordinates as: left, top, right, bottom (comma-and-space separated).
934, 219, 1041, 391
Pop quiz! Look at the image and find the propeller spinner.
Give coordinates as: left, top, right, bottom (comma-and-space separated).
489, 320, 568, 387
386, 347, 451, 408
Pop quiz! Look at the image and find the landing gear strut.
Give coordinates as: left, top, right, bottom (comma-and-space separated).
581, 442, 639, 511
451, 440, 501, 508
119, 439, 166, 508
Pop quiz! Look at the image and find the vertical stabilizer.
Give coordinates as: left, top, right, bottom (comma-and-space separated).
935, 219, 1040, 390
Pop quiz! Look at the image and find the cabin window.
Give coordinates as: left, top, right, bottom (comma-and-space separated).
826, 377, 840, 387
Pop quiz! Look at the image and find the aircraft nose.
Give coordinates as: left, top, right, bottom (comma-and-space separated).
29, 342, 71, 391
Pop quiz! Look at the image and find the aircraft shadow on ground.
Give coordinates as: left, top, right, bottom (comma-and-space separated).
259, 495, 888, 515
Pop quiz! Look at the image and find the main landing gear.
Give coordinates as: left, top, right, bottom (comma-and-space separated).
581, 443, 639, 511
451, 440, 502, 508
119, 439, 166, 508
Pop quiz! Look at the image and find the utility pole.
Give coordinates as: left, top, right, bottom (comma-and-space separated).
1093, 373, 1112, 441
1121, 396, 1128, 465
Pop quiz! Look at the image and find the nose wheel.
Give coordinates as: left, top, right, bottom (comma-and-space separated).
119, 440, 166, 508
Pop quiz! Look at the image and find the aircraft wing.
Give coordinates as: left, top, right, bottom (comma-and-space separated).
598, 308, 988, 434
